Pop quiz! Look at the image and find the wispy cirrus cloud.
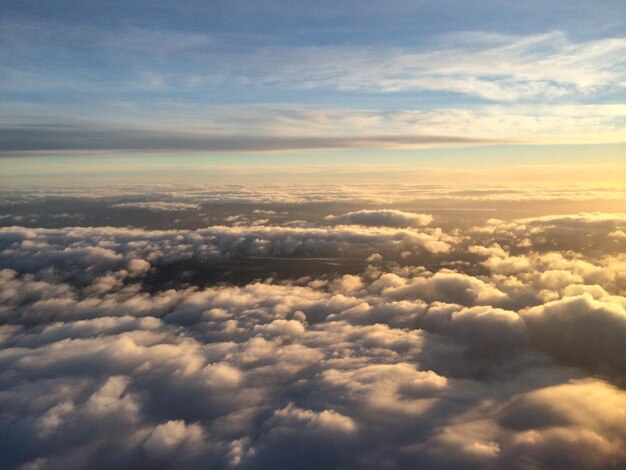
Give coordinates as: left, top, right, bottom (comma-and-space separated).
2, 16, 625, 153
252, 32, 626, 101
2, 21, 624, 102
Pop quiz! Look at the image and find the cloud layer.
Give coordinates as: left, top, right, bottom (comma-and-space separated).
3, 17, 625, 153
1, 208, 625, 469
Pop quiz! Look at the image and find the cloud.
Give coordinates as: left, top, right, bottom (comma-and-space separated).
0, 223, 455, 282
497, 380, 626, 468
3, 185, 625, 206
272, 403, 357, 434
4, 22, 626, 154
1, 207, 625, 468
420, 304, 528, 357
5, 21, 624, 104
610, 230, 626, 239
3, 102, 625, 153
252, 32, 626, 101
112, 202, 201, 211
521, 294, 626, 377
0, 124, 493, 152
325, 209, 433, 227
385, 270, 510, 307
143, 420, 205, 460
419, 379, 626, 469
517, 212, 626, 226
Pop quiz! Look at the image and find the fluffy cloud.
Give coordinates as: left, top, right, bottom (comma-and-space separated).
112, 202, 201, 211
5, 185, 625, 207
0, 223, 454, 282
419, 380, 626, 469
325, 210, 433, 227
1, 206, 625, 469
521, 294, 626, 378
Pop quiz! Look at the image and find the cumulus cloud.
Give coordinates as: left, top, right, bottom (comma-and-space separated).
3, 185, 626, 207
0, 223, 454, 281
112, 202, 201, 211
419, 379, 626, 469
143, 420, 205, 460
390, 270, 510, 306
521, 294, 626, 377
325, 209, 433, 227
609, 230, 626, 239
1, 205, 625, 469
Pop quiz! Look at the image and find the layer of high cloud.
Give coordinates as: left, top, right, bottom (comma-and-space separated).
1, 210, 625, 469
3, 104, 625, 152
254, 32, 626, 100
4, 22, 624, 101
3, 24, 626, 153
0, 125, 495, 152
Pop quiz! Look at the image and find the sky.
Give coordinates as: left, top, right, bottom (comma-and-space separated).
1, 4, 626, 469
0, 0, 625, 185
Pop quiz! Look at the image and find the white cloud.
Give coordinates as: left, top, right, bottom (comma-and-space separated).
143, 420, 206, 459
325, 209, 433, 227
521, 294, 626, 374
256, 32, 626, 101
1, 207, 625, 468
112, 202, 201, 211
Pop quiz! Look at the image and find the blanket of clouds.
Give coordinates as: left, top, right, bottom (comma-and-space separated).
1, 188, 626, 469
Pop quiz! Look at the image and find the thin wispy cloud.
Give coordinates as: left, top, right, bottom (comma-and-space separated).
254, 32, 626, 101
2, 15, 624, 153
3, 23, 625, 101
